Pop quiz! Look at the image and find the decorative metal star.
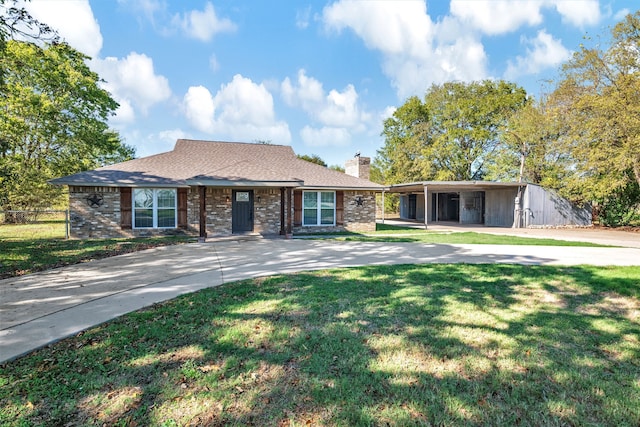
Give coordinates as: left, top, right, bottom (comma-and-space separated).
355, 196, 364, 206
86, 193, 104, 208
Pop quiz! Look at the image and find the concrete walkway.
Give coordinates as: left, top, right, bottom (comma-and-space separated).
1, 238, 639, 363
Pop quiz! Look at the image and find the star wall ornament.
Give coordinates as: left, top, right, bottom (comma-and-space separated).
86, 193, 104, 208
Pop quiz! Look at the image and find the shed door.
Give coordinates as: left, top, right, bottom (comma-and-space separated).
408, 194, 417, 219
232, 190, 254, 233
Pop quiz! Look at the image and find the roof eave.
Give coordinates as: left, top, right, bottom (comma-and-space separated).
186, 179, 304, 187
48, 180, 190, 188
298, 185, 384, 191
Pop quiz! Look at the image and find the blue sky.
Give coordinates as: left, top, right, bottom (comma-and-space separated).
25, 0, 635, 168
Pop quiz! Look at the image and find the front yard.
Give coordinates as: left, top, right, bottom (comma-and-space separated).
2, 263, 639, 426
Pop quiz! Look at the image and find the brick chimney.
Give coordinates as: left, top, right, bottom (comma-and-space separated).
345, 153, 370, 180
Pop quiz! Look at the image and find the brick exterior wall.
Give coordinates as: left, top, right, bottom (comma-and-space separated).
69, 186, 125, 239
69, 186, 195, 239
254, 188, 282, 234
69, 186, 375, 239
343, 191, 377, 232
294, 190, 376, 234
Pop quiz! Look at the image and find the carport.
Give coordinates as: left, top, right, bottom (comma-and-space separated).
387, 181, 592, 228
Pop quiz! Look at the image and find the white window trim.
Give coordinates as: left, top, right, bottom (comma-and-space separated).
132, 188, 177, 229
302, 191, 336, 226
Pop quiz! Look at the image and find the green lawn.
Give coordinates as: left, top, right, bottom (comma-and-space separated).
302, 223, 609, 247
0, 219, 67, 240
2, 264, 638, 426
0, 236, 194, 279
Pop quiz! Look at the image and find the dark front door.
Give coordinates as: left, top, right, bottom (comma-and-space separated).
232, 190, 254, 233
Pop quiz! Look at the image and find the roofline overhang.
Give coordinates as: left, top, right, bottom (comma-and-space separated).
387, 181, 528, 193
297, 185, 384, 191
186, 179, 304, 187
49, 180, 191, 188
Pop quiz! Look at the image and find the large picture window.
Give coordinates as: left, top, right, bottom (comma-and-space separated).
303, 191, 335, 226
133, 188, 176, 229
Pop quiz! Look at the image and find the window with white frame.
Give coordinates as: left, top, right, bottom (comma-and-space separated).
133, 188, 177, 229
303, 191, 335, 226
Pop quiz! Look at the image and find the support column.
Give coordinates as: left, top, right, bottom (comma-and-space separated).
198, 186, 207, 242
423, 185, 428, 230
280, 187, 286, 235
286, 188, 293, 236
381, 190, 385, 224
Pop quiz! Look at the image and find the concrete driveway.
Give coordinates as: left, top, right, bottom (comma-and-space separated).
1, 238, 639, 363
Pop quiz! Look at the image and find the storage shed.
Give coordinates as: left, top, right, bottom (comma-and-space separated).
389, 181, 591, 228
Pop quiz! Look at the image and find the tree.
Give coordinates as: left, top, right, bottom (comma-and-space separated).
376, 96, 430, 184
487, 96, 571, 190
376, 81, 527, 184
548, 11, 640, 224
297, 154, 327, 167
0, 40, 134, 213
0, 0, 58, 89
329, 164, 345, 173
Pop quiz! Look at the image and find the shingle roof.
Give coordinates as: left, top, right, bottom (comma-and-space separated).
50, 139, 383, 190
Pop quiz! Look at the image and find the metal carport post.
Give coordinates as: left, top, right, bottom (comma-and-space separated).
423, 184, 428, 230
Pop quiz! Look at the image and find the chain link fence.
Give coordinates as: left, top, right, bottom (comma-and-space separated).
0, 210, 69, 239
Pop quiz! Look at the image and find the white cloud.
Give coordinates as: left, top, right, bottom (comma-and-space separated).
450, 0, 544, 35
111, 99, 136, 125
25, 0, 102, 57
170, 2, 236, 41
450, 0, 600, 34
281, 69, 370, 130
504, 30, 571, 79
553, 0, 600, 27
183, 75, 291, 144
91, 52, 172, 120
300, 126, 351, 147
323, 1, 488, 98
183, 86, 216, 133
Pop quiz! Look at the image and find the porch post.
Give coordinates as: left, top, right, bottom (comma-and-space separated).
381, 190, 385, 224
423, 185, 428, 230
198, 186, 207, 242
286, 188, 293, 236
280, 187, 286, 235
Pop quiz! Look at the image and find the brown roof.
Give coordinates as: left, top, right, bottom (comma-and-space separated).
51, 139, 383, 190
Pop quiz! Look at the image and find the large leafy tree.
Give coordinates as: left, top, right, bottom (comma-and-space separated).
376, 96, 430, 184
549, 11, 640, 224
0, 40, 134, 211
0, 0, 57, 89
487, 96, 571, 189
376, 80, 527, 184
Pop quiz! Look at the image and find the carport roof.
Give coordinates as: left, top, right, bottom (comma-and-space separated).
388, 181, 527, 193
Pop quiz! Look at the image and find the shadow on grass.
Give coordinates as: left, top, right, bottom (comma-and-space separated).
1, 264, 639, 426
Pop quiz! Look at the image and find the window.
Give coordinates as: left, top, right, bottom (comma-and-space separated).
133, 188, 176, 228
303, 191, 335, 226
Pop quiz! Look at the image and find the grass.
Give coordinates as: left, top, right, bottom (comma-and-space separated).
301, 223, 610, 247
1, 264, 639, 426
0, 219, 67, 240
0, 236, 194, 279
